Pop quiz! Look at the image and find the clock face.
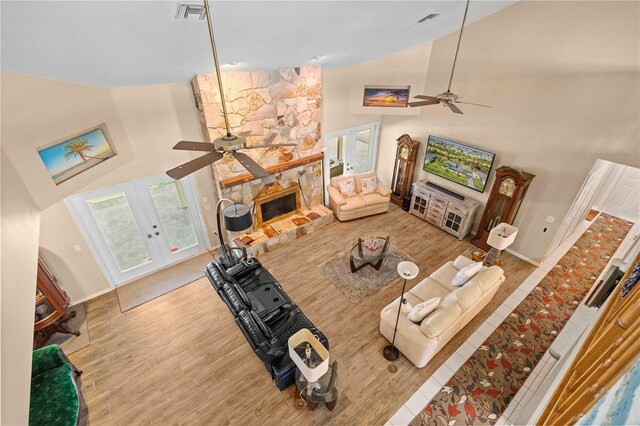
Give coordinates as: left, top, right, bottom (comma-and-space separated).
399, 145, 409, 160
499, 177, 516, 197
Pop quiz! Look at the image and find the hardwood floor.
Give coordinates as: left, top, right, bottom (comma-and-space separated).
72, 206, 536, 425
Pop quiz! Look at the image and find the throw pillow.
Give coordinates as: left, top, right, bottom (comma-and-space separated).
451, 262, 483, 286
360, 176, 378, 195
408, 296, 441, 323
337, 178, 356, 198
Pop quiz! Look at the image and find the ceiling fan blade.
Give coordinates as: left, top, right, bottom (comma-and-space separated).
166, 151, 223, 180
232, 152, 271, 179
237, 130, 253, 137
455, 101, 491, 108
447, 102, 464, 114
413, 95, 439, 101
409, 100, 440, 107
246, 143, 297, 149
173, 141, 216, 152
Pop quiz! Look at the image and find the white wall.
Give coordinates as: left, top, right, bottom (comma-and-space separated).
322, 43, 432, 135
324, 0, 640, 262
1, 150, 41, 426
1, 73, 220, 302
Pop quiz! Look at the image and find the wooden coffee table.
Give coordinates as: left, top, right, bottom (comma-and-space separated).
349, 236, 390, 273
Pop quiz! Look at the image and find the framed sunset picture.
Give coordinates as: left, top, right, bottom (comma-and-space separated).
363, 85, 410, 107
37, 124, 116, 185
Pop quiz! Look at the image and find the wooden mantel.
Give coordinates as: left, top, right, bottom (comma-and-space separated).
220, 153, 324, 188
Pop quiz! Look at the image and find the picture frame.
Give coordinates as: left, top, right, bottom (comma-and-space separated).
363, 85, 410, 108
37, 123, 116, 185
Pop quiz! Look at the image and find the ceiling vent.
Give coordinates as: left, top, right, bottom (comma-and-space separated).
175, 3, 206, 20
418, 13, 440, 23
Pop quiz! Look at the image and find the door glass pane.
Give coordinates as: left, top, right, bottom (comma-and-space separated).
86, 192, 151, 272
147, 179, 198, 253
354, 129, 371, 174
328, 136, 345, 178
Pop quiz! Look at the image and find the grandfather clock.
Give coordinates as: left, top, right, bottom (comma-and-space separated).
472, 166, 535, 251
390, 134, 420, 206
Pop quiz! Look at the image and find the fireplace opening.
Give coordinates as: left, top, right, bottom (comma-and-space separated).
255, 184, 301, 227
261, 192, 297, 223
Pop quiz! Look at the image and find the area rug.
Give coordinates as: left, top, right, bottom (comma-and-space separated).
410, 213, 633, 426
318, 245, 416, 304
116, 251, 215, 312
46, 302, 90, 354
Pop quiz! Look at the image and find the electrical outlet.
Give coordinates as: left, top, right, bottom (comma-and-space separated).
546, 215, 555, 223
73, 245, 82, 252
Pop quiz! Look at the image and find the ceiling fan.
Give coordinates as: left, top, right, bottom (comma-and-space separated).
166, 1, 295, 181
409, 0, 490, 114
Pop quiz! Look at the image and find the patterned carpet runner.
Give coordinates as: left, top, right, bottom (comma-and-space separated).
410, 213, 633, 425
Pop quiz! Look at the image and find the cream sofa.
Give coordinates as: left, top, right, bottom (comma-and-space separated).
327, 172, 391, 221
380, 256, 505, 368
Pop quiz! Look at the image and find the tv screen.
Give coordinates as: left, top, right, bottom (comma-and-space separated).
423, 135, 495, 193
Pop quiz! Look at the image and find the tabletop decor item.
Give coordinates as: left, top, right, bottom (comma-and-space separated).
216, 198, 252, 268
289, 329, 342, 411
383, 261, 419, 362
484, 223, 518, 265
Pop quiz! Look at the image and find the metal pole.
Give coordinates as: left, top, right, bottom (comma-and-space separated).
447, 0, 471, 92
390, 278, 408, 348
203, 0, 232, 137
216, 198, 232, 259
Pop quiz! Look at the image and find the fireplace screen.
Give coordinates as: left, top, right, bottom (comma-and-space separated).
255, 184, 301, 226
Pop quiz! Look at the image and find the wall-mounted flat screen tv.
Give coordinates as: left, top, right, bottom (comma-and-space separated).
423, 135, 496, 193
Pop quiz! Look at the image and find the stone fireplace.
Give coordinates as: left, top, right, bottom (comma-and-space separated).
191, 65, 332, 254
255, 184, 301, 227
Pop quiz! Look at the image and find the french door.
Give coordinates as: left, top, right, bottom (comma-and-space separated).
66, 174, 209, 286
325, 122, 379, 178
324, 122, 379, 201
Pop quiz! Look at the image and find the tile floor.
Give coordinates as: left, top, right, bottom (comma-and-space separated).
386, 218, 611, 426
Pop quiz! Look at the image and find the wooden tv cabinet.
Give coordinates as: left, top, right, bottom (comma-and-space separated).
409, 182, 480, 240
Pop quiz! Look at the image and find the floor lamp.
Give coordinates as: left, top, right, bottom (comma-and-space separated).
384, 261, 419, 361
216, 198, 252, 268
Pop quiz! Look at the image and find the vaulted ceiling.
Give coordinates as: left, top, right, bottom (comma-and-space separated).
0, 1, 516, 87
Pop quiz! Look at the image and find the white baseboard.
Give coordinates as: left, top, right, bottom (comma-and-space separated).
70, 286, 114, 306
505, 248, 540, 267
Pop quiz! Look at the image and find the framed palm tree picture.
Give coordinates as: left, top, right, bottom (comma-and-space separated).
37, 124, 116, 185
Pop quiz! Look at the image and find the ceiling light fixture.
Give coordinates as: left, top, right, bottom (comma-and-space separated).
166, 1, 296, 181
228, 61, 238, 66
311, 55, 323, 61
418, 13, 439, 23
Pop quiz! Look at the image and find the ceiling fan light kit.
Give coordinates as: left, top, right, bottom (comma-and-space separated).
167, 0, 295, 181
409, 0, 491, 114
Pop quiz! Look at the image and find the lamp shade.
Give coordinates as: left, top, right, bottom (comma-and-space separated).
222, 203, 252, 232
397, 261, 419, 280
487, 223, 518, 250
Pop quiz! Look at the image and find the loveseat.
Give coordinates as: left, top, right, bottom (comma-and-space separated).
327, 172, 391, 221
29, 344, 82, 426
380, 255, 505, 368
205, 257, 328, 390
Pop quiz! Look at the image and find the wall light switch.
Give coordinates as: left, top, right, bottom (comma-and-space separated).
73, 245, 82, 252
546, 215, 555, 223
